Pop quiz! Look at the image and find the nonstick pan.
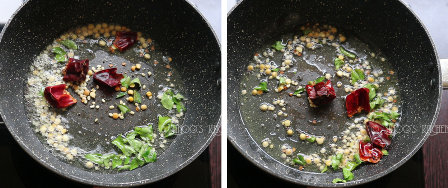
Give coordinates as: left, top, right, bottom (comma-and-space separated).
228, 0, 446, 186
0, 0, 220, 187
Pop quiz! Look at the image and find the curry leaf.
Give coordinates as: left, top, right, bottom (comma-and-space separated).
279, 77, 286, 85
364, 136, 371, 143
390, 111, 400, 119
85, 154, 103, 164
345, 161, 359, 172
137, 144, 150, 160
125, 137, 143, 152
117, 104, 130, 114
118, 165, 131, 171
39, 88, 45, 97
303, 28, 312, 35
332, 178, 346, 183
158, 116, 172, 132
354, 154, 363, 165
308, 76, 325, 85
135, 125, 154, 141
164, 124, 177, 137
343, 167, 354, 181
176, 103, 186, 113
112, 155, 123, 169
370, 98, 385, 110
331, 157, 340, 170
306, 136, 316, 142
298, 155, 306, 164
134, 90, 142, 103
52, 47, 66, 55
368, 112, 400, 125
363, 84, 378, 101
382, 149, 389, 155
129, 158, 140, 170
271, 41, 285, 51
101, 154, 115, 168
121, 76, 131, 88
116, 92, 127, 98
351, 69, 365, 84
173, 93, 184, 102
130, 77, 141, 88
293, 88, 305, 95
293, 158, 304, 165
254, 82, 269, 92
332, 154, 343, 170
293, 155, 306, 166
161, 90, 175, 110
126, 131, 138, 140
340, 46, 356, 59
58, 40, 78, 50
334, 58, 344, 70
55, 54, 66, 62
143, 149, 157, 163
124, 157, 130, 165
112, 135, 135, 156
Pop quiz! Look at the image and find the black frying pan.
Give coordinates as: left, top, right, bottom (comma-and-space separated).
228, 0, 442, 186
0, 0, 220, 187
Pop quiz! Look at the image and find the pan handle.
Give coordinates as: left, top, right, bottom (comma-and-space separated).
442, 59, 448, 89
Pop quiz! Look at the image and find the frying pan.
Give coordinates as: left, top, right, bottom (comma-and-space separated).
0, 0, 220, 187
228, 0, 447, 186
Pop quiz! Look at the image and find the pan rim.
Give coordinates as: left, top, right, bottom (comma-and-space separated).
0, 0, 221, 187
227, 0, 441, 187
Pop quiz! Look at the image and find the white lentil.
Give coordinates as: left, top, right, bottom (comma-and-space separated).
262, 141, 269, 147
62, 135, 69, 142
40, 125, 47, 133
71, 148, 77, 156
285, 149, 293, 155
320, 148, 326, 154
99, 40, 106, 46
86, 161, 94, 168
305, 157, 312, 164
316, 137, 325, 144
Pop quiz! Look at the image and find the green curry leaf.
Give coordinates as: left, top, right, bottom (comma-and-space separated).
271, 41, 285, 51
58, 40, 78, 50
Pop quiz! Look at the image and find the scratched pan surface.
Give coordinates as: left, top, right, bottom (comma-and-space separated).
0, 0, 220, 187
228, 0, 441, 187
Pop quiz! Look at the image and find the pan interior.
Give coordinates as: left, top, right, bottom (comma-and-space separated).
0, 0, 220, 186
24, 27, 184, 173
238, 30, 402, 173
228, 0, 440, 186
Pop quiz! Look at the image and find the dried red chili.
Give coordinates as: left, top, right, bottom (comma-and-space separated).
346, 88, 370, 117
63, 58, 89, 82
44, 84, 77, 108
366, 121, 392, 148
110, 31, 137, 53
306, 79, 336, 106
358, 140, 383, 163
93, 68, 124, 88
